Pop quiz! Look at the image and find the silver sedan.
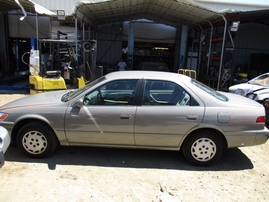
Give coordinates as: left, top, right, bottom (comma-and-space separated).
0, 71, 268, 166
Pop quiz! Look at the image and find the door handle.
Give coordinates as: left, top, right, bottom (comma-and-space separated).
120, 115, 132, 119
187, 115, 198, 120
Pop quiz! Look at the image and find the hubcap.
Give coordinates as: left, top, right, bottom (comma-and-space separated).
191, 138, 216, 162
22, 131, 47, 154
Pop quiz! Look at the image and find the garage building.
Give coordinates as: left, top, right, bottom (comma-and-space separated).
0, 0, 268, 91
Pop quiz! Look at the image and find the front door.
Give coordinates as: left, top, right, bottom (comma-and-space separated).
64, 79, 140, 145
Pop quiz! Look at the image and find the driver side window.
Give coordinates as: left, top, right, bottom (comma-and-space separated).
83, 89, 103, 105
83, 79, 139, 106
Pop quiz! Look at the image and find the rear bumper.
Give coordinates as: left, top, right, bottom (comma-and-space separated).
225, 127, 269, 148
254, 127, 269, 145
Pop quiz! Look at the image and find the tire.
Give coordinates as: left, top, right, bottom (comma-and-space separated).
17, 122, 58, 158
182, 130, 223, 166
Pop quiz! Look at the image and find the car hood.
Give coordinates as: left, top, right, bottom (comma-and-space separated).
229, 83, 269, 101
0, 90, 70, 110
229, 83, 269, 94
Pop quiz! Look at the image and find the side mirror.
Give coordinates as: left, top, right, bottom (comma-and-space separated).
72, 98, 83, 108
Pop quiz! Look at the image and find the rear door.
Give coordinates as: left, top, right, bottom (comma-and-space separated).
134, 79, 205, 148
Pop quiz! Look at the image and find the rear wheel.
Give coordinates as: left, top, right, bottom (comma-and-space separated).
182, 130, 223, 166
17, 122, 58, 158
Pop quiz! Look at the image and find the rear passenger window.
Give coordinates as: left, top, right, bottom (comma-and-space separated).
142, 80, 197, 106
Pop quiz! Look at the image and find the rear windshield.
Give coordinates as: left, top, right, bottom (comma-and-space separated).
191, 79, 228, 101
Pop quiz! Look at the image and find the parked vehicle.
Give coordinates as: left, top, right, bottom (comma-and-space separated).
0, 71, 268, 166
229, 72, 269, 125
0, 126, 11, 168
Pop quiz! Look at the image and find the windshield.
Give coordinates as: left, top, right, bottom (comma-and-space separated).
248, 73, 269, 87
191, 79, 228, 101
61, 76, 106, 102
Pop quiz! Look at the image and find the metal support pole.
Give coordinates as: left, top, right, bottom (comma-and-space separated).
83, 22, 85, 40
217, 15, 227, 91
189, 27, 195, 70
75, 17, 78, 62
197, 25, 203, 78
35, 13, 39, 50
206, 21, 213, 75
179, 25, 188, 69
128, 22, 135, 69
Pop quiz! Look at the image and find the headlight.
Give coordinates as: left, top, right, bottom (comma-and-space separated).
247, 93, 255, 100
0, 112, 8, 121
0, 137, 3, 150
234, 89, 246, 96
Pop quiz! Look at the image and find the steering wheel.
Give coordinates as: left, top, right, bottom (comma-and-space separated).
83, 97, 92, 105
83, 90, 104, 105
96, 91, 104, 105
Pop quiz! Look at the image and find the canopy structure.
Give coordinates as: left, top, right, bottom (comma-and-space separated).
28, 0, 56, 15
0, 0, 55, 15
0, 0, 268, 28
0, 0, 268, 90
74, 0, 222, 28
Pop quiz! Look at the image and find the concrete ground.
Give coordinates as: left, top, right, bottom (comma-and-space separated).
0, 94, 269, 202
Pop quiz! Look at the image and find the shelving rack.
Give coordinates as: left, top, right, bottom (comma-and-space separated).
188, 14, 240, 90
123, 41, 175, 71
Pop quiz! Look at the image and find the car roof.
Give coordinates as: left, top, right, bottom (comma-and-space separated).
104, 70, 191, 82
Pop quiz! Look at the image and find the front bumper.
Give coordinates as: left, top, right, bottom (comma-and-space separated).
0, 126, 11, 168
0, 126, 11, 153
0, 148, 4, 168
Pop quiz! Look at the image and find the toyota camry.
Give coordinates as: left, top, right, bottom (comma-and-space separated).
0, 71, 268, 166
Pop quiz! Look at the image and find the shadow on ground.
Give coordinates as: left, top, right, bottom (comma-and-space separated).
5, 144, 253, 171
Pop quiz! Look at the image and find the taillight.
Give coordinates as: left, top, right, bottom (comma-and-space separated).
256, 116, 266, 123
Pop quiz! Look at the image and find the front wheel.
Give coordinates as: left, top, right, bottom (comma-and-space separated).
17, 122, 58, 158
182, 130, 223, 166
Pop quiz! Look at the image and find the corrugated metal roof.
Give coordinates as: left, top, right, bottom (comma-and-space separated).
0, 0, 35, 13
194, 0, 269, 12
73, 0, 217, 27
0, 0, 268, 28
